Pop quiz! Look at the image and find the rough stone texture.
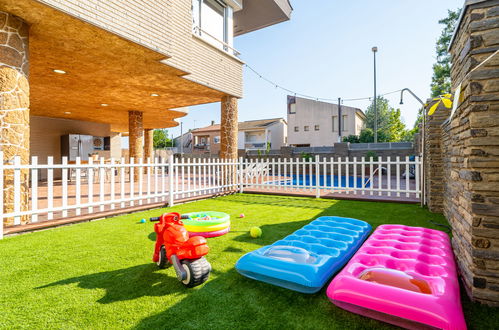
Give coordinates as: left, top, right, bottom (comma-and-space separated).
220, 95, 238, 160
443, 1, 499, 306
128, 111, 144, 163
0, 11, 29, 226
144, 128, 154, 162
424, 100, 450, 212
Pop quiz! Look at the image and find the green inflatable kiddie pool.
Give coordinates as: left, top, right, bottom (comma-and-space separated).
181, 211, 231, 238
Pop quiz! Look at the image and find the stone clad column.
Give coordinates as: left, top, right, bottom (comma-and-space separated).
128, 111, 144, 162
0, 12, 30, 226
424, 100, 448, 213
144, 128, 154, 162
220, 95, 238, 159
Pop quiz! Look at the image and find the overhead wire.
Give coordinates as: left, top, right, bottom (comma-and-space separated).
244, 63, 402, 104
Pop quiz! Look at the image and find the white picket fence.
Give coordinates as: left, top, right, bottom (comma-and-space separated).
0, 153, 421, 238
241, 155, 421, 199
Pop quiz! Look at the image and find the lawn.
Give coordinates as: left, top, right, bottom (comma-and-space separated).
0, 194, 497, 329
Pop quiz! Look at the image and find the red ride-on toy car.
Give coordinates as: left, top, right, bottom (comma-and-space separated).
150, 212, 211, 287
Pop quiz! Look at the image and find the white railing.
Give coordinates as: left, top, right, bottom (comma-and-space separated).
0, 154, 420, 238
192, 26, 241, 57
239, 155, 421, 200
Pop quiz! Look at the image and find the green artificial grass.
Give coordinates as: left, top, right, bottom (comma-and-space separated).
0, 194, 497, 329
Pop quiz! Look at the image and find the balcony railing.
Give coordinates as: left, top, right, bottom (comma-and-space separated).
192, 26, 241, 57
245, 142, 266, 150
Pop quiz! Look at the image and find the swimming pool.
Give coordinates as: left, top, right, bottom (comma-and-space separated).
268, 174, 369, 188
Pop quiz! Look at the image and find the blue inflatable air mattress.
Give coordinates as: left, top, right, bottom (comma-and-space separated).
236, 216, 371, 293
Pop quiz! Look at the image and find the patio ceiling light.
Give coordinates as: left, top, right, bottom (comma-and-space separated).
101, 103, 109, 107
53, 69, 67, 74
64, 111, 71, 114
151, 93, 160, 97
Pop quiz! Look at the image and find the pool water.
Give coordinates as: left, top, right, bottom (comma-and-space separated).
269, 174, 370, 188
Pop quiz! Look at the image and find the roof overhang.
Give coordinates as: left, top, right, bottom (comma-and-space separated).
0, 0, 225, 132
234, 0, 292, 36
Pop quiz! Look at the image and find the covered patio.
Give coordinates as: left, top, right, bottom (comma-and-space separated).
0, 1, 241, 227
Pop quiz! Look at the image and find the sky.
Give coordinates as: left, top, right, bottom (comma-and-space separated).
168, 0, 463, 138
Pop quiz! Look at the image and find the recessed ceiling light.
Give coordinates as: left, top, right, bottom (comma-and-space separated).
64, 111, 71, 114
101, 103, 109, 107
53, 69, 67, 74
151, 93, 160, 97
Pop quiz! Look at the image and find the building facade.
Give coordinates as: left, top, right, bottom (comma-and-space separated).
287, 96, 366, 147
189, 118, 287, 155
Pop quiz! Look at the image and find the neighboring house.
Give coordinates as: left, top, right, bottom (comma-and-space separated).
287, 96, 366, 147
173, 131, 194, 155
0, 0, 292, 164
189, 118, 287, 155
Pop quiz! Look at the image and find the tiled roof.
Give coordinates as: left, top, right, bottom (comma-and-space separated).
192, 118, 284, 133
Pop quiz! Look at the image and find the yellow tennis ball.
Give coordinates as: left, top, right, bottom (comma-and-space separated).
250, 227, 262, 238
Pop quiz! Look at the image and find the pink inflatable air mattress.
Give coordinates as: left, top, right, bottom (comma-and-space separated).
327, 225, 466, 330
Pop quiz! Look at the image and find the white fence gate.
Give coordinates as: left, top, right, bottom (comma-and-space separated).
0, 153, 421, 238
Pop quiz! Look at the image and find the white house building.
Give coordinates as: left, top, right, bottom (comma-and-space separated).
185, 118, 287, 155
237, 118, 287, 151
287, 96, 366, 147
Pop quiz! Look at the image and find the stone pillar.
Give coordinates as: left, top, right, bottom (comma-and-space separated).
144, 128, 154, 162
424, 100, 448, 213
128, 111, 144, 162
0, 12, 30, 226
220, 95, 238, 159
447, 1, 499, 306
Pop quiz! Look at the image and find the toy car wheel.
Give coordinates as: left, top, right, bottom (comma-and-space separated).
180, 257, 211, 288
157, 245, 170, 269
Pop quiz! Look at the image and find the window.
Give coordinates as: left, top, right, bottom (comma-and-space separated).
192, 0, 233, 51
304, 126, 309, 131
332, 116, 338, 132
287, 96, 296, 114
294, 126, 299, 132
342, 115, 348, 131
315, 125, 320, 131
200, 137, 207, 144
214, 136, 220, 144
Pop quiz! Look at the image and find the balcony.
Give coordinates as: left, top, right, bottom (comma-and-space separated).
233, 0, 293, 36
194, 143, 210, 151
245, 142, 267, 150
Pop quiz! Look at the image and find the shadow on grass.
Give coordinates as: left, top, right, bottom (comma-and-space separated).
132, 268, 393, 330
37, 263, 184, 304
232, 218, 312, 246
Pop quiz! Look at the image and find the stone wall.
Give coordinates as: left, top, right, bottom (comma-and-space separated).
443, 0, 499, 305
0, 12, 30, 225
424, 101, 450, 213
265, 143, 416, 160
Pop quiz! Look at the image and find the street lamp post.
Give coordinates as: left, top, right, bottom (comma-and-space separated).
372, 46, 378, 143
400, 88, 426, 208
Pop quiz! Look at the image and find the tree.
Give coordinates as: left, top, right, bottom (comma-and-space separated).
153, 129, 171, 149
342, 135, 360, 143
388, 108, 406, 142
359, 128, 374, 143
362, 96, 407, 142
430, 9, 461, 97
